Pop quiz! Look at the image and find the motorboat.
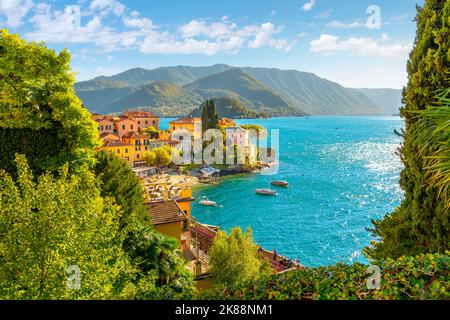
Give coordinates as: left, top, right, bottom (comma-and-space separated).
271, 180, 289, 187
199, 196, 221, 207
255, 188, 277, 196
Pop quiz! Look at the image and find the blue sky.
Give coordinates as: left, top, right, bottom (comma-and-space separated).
0, 0, 423, 88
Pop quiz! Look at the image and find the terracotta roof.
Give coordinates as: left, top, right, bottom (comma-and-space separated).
124, 111, 159, 118
170, 117, 201, 124
122, 131, 149, 139
146, 200, 187, 225
100, 132, 119, 138
103, 140, 133, 148
110, 116, 130, 122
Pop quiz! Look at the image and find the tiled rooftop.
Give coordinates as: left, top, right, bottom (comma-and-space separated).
146, 200, 187, 225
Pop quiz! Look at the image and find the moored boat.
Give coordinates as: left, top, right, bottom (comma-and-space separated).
199, 196, 221, 207
271, 180, 289, 187
255, 188, 277, 196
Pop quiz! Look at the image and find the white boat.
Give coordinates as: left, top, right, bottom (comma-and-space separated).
199, 196, 221, 207
271, 180, 289, 187
255, 188, 278, 196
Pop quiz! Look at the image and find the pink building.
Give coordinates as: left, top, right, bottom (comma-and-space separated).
111, 117, 139, 137
95, 118, 114, 135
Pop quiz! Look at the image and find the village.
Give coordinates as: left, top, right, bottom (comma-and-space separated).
92, 110, 302, 289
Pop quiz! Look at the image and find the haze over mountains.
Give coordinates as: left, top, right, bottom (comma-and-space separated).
75, 64, 403, 117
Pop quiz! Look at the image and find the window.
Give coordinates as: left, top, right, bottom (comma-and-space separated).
136, 154, 140, 159
117, 149, 120, 154
152, 120, 155, 124
138, 121, 140, 125
100, 125, 103, 130
122, 125, 125, 130
131, 125, 134, 130
145, 120, 148, 124
125, 149, 128, 153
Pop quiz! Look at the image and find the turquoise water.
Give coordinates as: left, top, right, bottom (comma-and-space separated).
187, 116, 404, 267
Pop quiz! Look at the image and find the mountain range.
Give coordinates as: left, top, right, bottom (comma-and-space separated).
75, 64, 402, 117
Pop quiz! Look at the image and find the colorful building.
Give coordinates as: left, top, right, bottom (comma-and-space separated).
111, 116, 139, 137
146, 202, 187, 249
122, 131, 151, 166
95, 117, 114, 135
97, 139, 134, 165
169, 117, 202, 141
123, 111, 160, 131
146, 189, 194, 249
225, 127, 257, 163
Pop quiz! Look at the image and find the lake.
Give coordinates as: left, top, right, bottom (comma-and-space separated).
169, 116, 404, 267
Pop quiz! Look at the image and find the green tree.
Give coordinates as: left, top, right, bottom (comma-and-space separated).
200, 99, 219, 131
124, 226, 192, 288
153, 147, 172, 167
366, 0, 450, 259
0, 30, 99, 175
93, 151, 149, 228
209, 227, 269, 288
0, 155, 134, 299
142, 150, 157, 166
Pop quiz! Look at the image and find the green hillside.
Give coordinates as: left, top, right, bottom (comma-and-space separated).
242, 67, 383, 115
75, 64, 385, 116
101, 81, 203, 116
185, 68, 302, 116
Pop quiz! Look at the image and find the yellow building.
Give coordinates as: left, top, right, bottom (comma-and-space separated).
122, 131, 151, 166
169, 117, 202, 141
97, 139, 134, 165
146, 200, 189, 247
146, 189, 194, 249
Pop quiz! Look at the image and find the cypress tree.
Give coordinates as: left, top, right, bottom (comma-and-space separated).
366, 0, 450, 259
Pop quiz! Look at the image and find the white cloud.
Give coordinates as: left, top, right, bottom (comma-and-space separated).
106, 55, 114, 61
310, 34, 411, 58
23, 2, 294, 55
123, 16, 155, 30
178, 19, 237, 39
0, 0, 34, 27
25, 3, 138, 51
248, 22, 296, 51
89, 0, 125, 17
302, 0, 316, 12
327, 20, 365, 29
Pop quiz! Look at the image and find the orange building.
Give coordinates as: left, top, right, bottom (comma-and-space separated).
169, 117, 202, 141
123, 111, 160, 131
122, 131, 151, 165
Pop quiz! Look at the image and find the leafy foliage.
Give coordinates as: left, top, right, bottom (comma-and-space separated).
0, 155, 134, 299
413, 92, 450, 210
209, 227, 271, 288
94, 151, 149, 228
0, 30, 100, 174
201, 252, 450, 300
153, 146, 173, 167
366, 0, 450, 260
